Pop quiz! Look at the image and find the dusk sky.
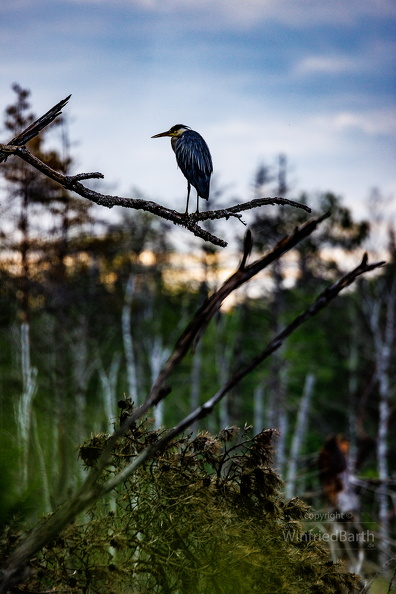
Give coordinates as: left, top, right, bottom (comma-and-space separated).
1, 0, 395, 222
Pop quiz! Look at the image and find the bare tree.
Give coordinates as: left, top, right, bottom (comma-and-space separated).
13, 322, 38, 493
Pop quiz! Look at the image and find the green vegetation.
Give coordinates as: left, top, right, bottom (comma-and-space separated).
2, 413, 361, 593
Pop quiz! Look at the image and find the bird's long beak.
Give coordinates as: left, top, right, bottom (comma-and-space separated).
151, 130, 171, 138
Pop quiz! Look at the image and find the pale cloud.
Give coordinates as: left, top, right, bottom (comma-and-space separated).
331, 110, 396, 136
295, 56, 358, 76
294, 38, 396, 78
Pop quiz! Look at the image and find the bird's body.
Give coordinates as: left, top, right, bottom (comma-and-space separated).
152, 125, 213, 214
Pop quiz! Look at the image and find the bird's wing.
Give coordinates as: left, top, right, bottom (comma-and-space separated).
174, 131, 213, 178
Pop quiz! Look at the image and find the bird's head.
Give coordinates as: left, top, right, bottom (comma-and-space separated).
151, 124, 190, 138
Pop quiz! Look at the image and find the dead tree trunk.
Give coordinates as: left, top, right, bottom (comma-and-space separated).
365, 279, 395, 567
148, 338, 170, 429
14, 322, 38, 493
122, 273, 138, 403
99, 353, 122, 432
285, 372, 315, 498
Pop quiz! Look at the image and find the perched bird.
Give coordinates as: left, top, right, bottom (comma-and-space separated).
151, 124, 213, 214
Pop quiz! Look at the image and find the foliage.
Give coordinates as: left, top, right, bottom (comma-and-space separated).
4, 409, 361, 593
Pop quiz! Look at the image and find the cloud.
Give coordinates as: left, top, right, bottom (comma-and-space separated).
293, 36, 396, 81
331, 110, 396, 136
295, 56, 358, 76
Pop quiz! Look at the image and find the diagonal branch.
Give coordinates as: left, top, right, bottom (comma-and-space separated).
146, 212, 331, 406
208, 252, 385, 402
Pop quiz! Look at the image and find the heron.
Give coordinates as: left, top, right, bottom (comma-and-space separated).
151, 125, 213, 214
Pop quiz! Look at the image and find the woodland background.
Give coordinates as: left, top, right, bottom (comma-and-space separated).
0, 85, 395, 591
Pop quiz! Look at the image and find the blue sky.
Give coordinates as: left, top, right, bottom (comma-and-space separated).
1, 0, 395, 221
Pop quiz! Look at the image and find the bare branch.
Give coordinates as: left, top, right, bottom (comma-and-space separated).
146, 212, 331, 406
0, 143, 227, 246
0, 142, 311, 248
193, 196, 311, 222
0, 95, 311, 248
0, 95, 71, 163
211, 253, 385, 399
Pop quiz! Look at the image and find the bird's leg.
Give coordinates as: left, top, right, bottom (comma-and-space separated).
185, 182, 191, 214
196, 191, 200, 214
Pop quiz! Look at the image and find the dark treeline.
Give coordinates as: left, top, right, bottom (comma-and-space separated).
0, 85, 395, 592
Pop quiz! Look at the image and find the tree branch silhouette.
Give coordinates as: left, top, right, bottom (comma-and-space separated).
0, 94, 311, 248
0, 94, 71, 164
146, 213, 330, 406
